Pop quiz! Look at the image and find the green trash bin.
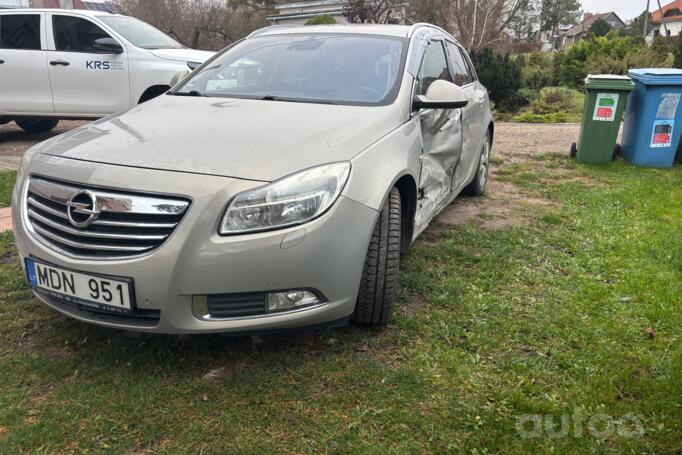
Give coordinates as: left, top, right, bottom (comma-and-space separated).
571, 74, 635, 164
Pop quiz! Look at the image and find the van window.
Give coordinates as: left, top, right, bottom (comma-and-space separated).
0, 14, 41, 50
53, 15, 111, 53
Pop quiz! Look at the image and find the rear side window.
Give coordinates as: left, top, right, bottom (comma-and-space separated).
53, 15, 111, 52
0, 14, 41, 50
416, 41, 452, 96
460, 48, 478, 81
445, 41, 474, 86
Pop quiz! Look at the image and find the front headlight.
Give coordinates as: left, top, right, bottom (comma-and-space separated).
219, 162, 351, 235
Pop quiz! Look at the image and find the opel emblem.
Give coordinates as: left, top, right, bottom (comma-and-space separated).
66, 190, 99, 228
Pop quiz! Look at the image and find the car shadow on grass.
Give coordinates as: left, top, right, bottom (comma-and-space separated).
19, 300, 393, 380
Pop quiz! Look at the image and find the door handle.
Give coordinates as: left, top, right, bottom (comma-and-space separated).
50, 60, 70, 66
0, 59, 5, 64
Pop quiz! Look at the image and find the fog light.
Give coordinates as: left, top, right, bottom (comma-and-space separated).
267, 290, 320, 312
192, 295, 209, 319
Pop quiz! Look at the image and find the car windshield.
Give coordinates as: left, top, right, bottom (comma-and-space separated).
174, 34, 406, 105
98, 16, 182, 49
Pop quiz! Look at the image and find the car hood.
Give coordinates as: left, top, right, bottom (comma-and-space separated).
147, 48, 215, 63
37, 96, 403, 182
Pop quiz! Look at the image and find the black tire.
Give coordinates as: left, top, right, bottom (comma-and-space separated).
464, 131, 491, 196
570, 142, 577, 158
352, 187, 402, 325
613, 143, 623, 160
15, 119, 59, 134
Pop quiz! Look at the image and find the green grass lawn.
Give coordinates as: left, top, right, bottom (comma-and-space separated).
0, 171, 16, 207
1, 155, 682, 453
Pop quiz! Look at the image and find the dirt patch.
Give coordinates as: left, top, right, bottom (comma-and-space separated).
397, 294, 427, 318
370, 343, 404, 369
426, 179, 556, 237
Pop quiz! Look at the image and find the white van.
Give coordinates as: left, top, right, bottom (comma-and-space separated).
0, 9, 214, 133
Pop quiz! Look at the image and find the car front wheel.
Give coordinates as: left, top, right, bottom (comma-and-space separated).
352, 187, 402, 325
15, 119, 59, 134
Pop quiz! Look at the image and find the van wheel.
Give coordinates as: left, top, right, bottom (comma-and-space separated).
464, 131, 491, 196
352, 187, 401, 325
15, 119, 59, 134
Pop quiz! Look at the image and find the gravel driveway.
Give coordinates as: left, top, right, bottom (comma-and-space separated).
0, 120, 88, 158
494, 123, 579, 156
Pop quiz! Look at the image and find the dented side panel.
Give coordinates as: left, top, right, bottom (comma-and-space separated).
414, 108, 463, 232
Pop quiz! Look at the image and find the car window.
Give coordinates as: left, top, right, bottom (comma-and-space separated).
0, 14, 41, 50
177, 34, 406, 106
53, 15, 111, 53
416, 41, 452, 96
459, 47, 478, 82
445, 41, 473, 86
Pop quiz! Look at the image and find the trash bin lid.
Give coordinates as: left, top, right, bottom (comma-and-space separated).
628, 68, 682, 86
585, 74, 635, 91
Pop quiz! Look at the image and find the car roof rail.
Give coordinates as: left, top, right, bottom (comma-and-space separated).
407, 22, 456, 41
247, 25, 303, 38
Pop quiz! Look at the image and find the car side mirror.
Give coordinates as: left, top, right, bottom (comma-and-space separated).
413, 80, 469, 111
92, 37, 123, 54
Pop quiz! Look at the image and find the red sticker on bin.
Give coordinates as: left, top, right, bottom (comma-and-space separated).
596, 107, 613, 118
650, 120, 674, 148
653, 133, 671, 145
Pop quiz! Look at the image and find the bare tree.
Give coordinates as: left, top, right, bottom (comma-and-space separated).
114, 0, 274, 50
343, 0, 406, 24
409, 0, 531, 50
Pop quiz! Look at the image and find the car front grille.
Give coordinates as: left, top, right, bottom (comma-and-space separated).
25, 177, 190, 260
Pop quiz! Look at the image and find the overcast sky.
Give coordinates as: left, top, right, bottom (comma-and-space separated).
580, 0, 664, 22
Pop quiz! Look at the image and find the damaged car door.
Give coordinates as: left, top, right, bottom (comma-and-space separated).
414, 39, 464, 221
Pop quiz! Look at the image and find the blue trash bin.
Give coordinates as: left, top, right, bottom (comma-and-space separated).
622, 68, 682, 168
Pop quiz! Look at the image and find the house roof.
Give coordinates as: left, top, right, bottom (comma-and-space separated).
563, 12, 624, 37
651, 0, 682, 23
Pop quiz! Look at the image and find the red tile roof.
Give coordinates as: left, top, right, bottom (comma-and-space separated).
651, 0, 682, 23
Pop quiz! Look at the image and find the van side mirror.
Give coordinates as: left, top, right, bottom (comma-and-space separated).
169, 70, 190, 88
413, 79, 469, 111
93, 37, 123, 54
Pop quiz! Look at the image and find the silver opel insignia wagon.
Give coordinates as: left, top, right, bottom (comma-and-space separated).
11, 23, 493, 334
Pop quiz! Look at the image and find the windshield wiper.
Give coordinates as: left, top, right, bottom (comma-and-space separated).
169, 90, 205, 97
260, 95, 337, 105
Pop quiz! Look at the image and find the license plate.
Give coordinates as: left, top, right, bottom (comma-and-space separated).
25, 258, 133, 313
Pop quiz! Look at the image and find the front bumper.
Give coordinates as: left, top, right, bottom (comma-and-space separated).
12, 154, 378, 334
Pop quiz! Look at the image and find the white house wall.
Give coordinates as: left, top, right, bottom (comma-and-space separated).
648, 20, 682, 42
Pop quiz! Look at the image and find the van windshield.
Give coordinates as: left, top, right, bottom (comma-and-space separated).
173, 34, 407, 106
98, 16, 182, 49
